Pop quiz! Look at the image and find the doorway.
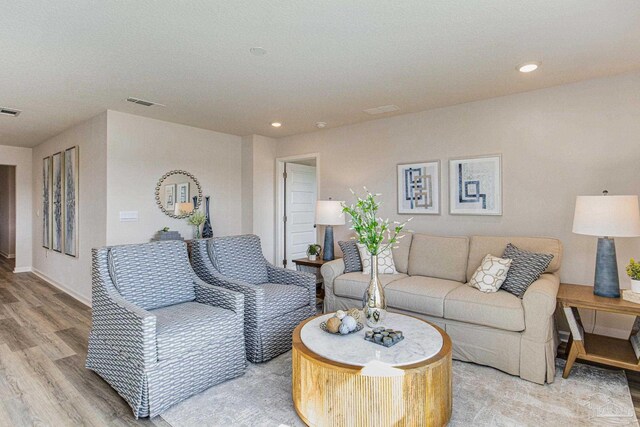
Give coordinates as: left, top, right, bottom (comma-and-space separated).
276, 154, 319, 269
0, 165, 16, 271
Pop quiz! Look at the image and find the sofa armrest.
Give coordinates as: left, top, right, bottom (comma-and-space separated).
522, 273, 560, 341
267, 265, 316, 308
320, 259, 345, 298
194, 277, 245, 322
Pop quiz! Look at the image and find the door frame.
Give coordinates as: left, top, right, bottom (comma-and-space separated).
275, 153, 320, 268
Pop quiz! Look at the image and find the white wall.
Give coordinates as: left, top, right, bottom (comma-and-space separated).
0, 145, 32, 272
240, 134, 278, 263
106, 111, 243, 245
0, 166, 16, 258
31, 113, 108, 304
276, 71, 640, 337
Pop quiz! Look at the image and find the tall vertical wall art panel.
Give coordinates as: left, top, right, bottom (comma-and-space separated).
64, 146, 79, 257
42, 156, 51, 249
397, 161, 440, 214
52, 152, 63, 252
449, 155, 502, 215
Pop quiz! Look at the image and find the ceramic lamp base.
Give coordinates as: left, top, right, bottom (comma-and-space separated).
322, 225, 335, 261
593, 237, 620, 298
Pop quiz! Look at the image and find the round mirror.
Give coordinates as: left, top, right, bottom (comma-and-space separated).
155, 170, 203, 219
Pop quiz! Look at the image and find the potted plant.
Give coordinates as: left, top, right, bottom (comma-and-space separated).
306, 244, 322, 261
342, 188, 409, 327
627, 258, 640, 293
186, 210, 206, 239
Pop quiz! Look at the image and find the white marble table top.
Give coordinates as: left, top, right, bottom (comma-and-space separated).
300, 312, 444, 368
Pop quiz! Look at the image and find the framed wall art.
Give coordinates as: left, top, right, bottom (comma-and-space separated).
449, 154, 502, 216
42, 156, 51, 249
397, 160, 440, 214
52, 152, 63, 252
64, 146, 79, 257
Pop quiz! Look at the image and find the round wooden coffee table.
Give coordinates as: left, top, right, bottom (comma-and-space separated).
292, 312, 452, 427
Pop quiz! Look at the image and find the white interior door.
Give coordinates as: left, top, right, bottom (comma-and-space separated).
285, 163, 317, 269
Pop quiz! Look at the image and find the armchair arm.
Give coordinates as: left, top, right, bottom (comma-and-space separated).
193, 277, 244, 324
267, 265, 316, 308
90, 248, 157, 367
522, 273, 560, 342
320, 259, 345, 300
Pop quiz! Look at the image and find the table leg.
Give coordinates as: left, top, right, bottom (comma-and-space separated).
562, 305, 585, 379
562, 340, 579, 379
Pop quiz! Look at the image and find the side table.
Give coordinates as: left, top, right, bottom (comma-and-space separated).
558, 283, 640, 378
292, 258, 339, 309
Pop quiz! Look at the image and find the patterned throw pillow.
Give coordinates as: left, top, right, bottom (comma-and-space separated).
356, 243, 397, 275
501, 243, 554, 298
469, 254, 512, 293
338, 240, 363, 273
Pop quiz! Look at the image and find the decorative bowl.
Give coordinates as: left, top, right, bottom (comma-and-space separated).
320, 321, 364, 335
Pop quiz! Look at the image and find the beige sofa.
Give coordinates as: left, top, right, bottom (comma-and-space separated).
321, 234, 562, 384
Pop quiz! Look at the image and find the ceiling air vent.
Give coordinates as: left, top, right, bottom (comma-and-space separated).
363, 104, 400, 115
0, 107, 21, 117
126, 97, 165, 107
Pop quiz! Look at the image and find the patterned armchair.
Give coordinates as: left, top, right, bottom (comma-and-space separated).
190, 235, 316, 363
86, 241, 246, 418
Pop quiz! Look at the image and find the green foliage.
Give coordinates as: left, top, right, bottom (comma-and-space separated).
161, 227, 170, 232
307, 244, 322, 256
341, 188, 410, 256
187, 210, 206, 227
627, 258, 640, 280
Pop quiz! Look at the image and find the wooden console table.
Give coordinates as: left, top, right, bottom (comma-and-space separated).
558, 283, 640, 378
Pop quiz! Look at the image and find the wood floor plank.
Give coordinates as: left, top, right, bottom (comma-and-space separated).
55, 327, 89, 357
0, 288, 19, 304
0, 318, 38, 351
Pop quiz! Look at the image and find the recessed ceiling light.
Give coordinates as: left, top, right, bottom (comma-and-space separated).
271, 122, 282, 128
250, 47, 267, 56
517, 62, 540, 73
316, 122, 327, 128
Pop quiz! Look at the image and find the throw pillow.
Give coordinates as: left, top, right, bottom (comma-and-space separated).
468, 254, 512, 293
356, 243, 397, 275
501, 243, 554, 298
338, 240, 363, 273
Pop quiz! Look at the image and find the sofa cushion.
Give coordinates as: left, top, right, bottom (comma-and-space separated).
385, 276, 464, 318
392, 232, 413, 274
466, 236, 562, 282
260, 283, 310, 320
333, 272, 407, 300
151, 302, 237, 361
338, 240, 362, 273
208, 234, 269, 285
408, 234, 469, 282
444, 285, 525, 332
500, 244, 554, 298
357, 244, 397, 274
109, 241, 195, 310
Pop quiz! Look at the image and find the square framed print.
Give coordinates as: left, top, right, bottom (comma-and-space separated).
397, 160, 440, 214
64, 146, 79, 257
449, 154, 502, 216
52, 152, 63, 252
177, 182, 190, 204
164, 184, 176, 211
42, 156, 51, 249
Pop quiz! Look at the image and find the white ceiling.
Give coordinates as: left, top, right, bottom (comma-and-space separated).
2, 1, 640, 147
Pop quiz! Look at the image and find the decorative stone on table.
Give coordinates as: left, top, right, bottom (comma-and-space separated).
364, 327, 404, 347
320, 310, 364, 335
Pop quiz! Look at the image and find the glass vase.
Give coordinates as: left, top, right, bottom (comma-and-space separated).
193, 225, 201, 239
362, 254, 387, 327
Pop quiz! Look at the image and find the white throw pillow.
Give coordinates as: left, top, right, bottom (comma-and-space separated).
356, 243, 397, 275
469, 254, 512, 293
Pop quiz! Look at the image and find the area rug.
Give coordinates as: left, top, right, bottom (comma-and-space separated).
161, 353, 638, 426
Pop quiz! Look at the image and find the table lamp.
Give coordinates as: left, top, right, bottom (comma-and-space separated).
572, 191, 640, 297
316, 200, 345, 261
175, 202, 194, 215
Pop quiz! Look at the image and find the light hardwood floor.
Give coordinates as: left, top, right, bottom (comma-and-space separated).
0, 257, 169, 426
2, 256, 640, 425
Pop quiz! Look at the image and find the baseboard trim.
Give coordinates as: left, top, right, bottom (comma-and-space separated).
0, 251, 15, 259
31, 268, 91, 308
13, 266, 32, 273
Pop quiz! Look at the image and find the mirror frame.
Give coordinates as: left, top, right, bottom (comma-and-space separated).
155, 170, 203, 219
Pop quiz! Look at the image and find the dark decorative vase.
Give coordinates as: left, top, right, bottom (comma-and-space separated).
202, 196, 213, 238
192, 196, 198, 209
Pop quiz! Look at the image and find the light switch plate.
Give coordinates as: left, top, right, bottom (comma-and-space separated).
119, 211, 139, 222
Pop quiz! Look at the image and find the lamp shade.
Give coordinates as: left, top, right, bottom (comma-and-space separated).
175, 202, 194, 215
572, 195, 640, 237
315, 200, 345, 226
